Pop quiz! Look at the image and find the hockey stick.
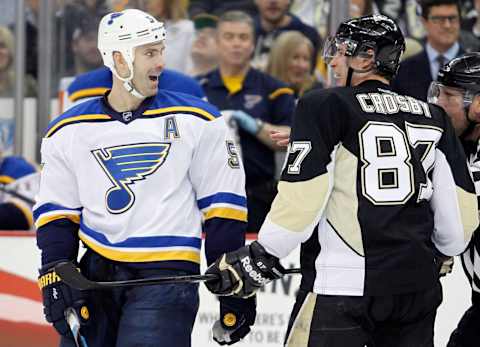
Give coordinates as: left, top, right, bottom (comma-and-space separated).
0, 184, 35, 205
55, 261, 302, 291
65, 307, 89, 347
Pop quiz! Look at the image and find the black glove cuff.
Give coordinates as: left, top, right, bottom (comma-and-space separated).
220, 296, 256, 329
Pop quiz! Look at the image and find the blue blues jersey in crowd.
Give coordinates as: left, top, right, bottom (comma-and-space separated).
0, 156, 38, 229
64, 67, 205, 111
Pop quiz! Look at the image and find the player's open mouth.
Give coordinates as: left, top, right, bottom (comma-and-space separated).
149, 75, 158, 82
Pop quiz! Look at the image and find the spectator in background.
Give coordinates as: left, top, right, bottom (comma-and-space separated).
463, 0, 480, 39
0, 26, 36, 97
0, 152, 39, 230
58, 0, 109, 76
143, 0, 195, 74
392, 0, 465, 101
68, 17, 103, 76
188, 0, 258, 18
199, 11, 295, 233
188, 14, 219, 77
266, 31, 321, 98
24, 0, 39, 79
252, 0, 321, 72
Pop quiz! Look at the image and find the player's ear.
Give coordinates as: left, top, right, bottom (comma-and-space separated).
112, 51, 129, 78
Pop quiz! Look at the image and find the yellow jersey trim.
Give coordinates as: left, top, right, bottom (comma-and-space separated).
68, 88, 109, 102
0, 175, 14, 184
204, 207, 247, 222
45, 114, 112, 138
143, 106, 217, 121
79, 234, 201, 263
35, 213, 81, 228
269, 87, 294, 100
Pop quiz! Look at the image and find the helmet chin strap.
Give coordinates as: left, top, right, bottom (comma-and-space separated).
111, 59, 146, 99
345, 57, 374, 87
122, 80, 145, 99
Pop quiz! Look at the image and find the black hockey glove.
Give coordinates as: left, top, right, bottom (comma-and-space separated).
205, 241, 285, 298
212, 296, 256, 345
38, 262, 89, 337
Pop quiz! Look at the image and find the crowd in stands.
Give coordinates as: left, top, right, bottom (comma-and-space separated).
0, 0, 479, 231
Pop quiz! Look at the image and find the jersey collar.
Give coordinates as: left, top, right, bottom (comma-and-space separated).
101, 91, 155, 124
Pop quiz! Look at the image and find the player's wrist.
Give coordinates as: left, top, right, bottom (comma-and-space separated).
254, 118, 264, 135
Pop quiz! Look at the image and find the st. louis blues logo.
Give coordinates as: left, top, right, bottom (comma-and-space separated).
92, 143, 171, 214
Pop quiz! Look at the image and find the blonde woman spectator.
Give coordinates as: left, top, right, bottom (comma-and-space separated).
144, 0, 195, 74
266, 31, 321, 98
0, 26, 36, 97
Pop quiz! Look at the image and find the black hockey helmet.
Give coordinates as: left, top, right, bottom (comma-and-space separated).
323, 14, 406, 78
428, 53, 480, 108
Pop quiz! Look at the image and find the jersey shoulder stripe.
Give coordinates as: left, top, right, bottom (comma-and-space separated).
45, 99, 112, 138
69, 87, 109, 102
146, 90, 221, 121
67, 67, 112, 99
269, 87, 294, 100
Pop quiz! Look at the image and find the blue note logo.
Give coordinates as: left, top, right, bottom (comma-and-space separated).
108, 12, 124, 25
92, 143, 171, 214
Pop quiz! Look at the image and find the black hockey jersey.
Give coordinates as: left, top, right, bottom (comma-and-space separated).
258, 80, 479, 296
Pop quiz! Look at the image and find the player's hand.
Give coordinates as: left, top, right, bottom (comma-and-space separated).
205, 241, 285, 298
270, 130, 290, 147
231, 110, 262, 135
212, 296, 256, 345
38, 262, 89, 336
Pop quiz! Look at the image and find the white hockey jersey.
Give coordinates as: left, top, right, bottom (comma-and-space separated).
34, 90, 247, 270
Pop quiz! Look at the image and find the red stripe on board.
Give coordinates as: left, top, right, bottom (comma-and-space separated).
0, 231, 36, 237
0, 320, 58, 347
0, 270, 41, 302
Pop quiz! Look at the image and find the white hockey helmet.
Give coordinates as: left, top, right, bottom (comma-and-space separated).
98, 9, 166, 98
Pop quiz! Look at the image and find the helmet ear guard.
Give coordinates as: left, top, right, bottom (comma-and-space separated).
97, 9, 166, 98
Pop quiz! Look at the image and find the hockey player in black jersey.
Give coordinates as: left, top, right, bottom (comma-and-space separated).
205, 14, 479, 347
427, 53, 480, 347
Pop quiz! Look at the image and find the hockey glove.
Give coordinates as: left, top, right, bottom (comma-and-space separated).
231, 110, 263, 135
38, 262, 89, 337
212, 296, 256, 345
205, 241, 285, 298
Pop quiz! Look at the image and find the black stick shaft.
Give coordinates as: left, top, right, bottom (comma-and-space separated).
55, 262, 301, 291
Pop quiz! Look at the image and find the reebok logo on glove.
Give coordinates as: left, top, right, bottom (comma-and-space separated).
240, 256, 269, 286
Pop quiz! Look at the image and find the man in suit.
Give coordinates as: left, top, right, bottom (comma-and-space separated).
392, 0, 464, 101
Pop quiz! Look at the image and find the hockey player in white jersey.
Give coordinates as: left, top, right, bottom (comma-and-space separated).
427, 53, 480, 347
35, 9, 255, 347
